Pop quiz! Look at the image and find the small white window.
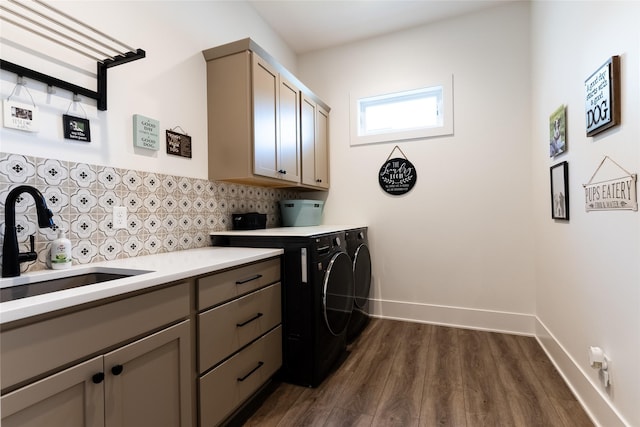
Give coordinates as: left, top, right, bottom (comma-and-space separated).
350, 75, 453, 145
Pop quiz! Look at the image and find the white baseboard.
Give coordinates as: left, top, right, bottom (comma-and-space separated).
535, 318, 629, 427
368, 298, 629, 427
369, 298, 536, 335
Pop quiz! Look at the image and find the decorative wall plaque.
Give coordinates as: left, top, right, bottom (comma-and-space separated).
584, 156, 637, 212
133, 114, 160, 150
585, 56, 620, 137
3, 99, 39, 132
166, 129, 192, 158
63, 114, 91, 142
378, 145, 417, 196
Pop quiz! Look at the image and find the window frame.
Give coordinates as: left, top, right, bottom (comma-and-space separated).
350, 75, 453, 146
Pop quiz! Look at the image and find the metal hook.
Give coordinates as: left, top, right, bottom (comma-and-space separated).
65, 93, 87, 119
6, 76, 36, 107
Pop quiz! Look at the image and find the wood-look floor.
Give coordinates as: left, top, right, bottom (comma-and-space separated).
242, 318, 594, 427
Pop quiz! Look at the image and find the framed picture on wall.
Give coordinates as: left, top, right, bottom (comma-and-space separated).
585, 55, 620, 137
549, 105, 566, 157
550, 161, 569, 220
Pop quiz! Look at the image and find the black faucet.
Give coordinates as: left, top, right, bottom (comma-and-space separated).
2, 185, 55, 278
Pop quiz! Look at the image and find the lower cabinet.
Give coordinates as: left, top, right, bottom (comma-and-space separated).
199, 326, 282, 427
104, 320, 191, 427
1, 356, 104, 427
196, 257, 282, 426
0, 257, 283, 427
1, 321, 191, 427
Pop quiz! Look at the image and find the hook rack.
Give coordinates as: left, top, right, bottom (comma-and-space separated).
0, 0, 145, 110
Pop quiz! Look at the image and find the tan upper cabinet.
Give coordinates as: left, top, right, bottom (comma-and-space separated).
203, 38, 329, 190
251, 54, 300, 183
301, 94, 330, 189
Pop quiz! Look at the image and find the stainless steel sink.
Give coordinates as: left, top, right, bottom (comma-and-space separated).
0, 269, 152, 302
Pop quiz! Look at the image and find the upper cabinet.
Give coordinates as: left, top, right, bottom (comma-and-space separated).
203, 38, 330, 190
301, 94, 330, 189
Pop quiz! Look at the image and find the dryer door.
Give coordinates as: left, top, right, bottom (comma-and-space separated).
322, 251, 355, 336
353, 243, 372, 310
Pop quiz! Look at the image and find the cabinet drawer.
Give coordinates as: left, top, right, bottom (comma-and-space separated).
198, 283, 281, 373
199, 325, 282, 427
197, 258, 280, 310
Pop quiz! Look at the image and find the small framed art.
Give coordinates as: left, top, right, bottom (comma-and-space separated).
166, 129, 192, 158
63, 114, 91, 142
550, 161, 569, 220
3, 99, 39, 132
585, 56, 620, 137
549, 105, 566, 157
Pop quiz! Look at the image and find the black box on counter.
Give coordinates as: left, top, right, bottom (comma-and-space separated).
232, 212, 266, 230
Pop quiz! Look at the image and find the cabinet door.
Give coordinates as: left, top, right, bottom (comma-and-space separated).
1, 356, 104, 427
278, 76, 301, 183
104, 321, 192, 427
252, 54, 279, 179
315, 105, 330, 188
301, 94, 330, 189
301, 95, 317, 186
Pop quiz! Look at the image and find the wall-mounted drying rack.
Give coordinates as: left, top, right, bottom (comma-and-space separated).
0, 0, 145, 110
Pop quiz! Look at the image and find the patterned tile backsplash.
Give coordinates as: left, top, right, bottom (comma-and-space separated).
0, 153, 297, 274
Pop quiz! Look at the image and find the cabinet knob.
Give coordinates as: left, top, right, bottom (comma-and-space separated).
92, 372, 105, 384
316, 179, 322, 183
278, 169, 287, 175
111, 364, 124, 376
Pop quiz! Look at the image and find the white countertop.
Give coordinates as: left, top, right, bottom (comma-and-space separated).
210, 225, 366, 237
0, 247, 283, 325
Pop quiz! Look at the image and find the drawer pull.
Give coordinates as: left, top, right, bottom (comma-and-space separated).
235, 274, 263, 285
236, 312, 263, 327
237, 361, 264, 382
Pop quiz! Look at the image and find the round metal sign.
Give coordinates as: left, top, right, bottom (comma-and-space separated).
378, 157, 417, 195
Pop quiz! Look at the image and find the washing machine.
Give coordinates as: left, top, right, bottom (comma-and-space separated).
210, 227, 355, 387
345, 227, 372, 342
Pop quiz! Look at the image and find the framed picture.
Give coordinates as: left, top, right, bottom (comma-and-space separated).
63, 114, 91, 142
3, 99, 39, 132
585, 56, 620, 137
550, 161, 569, 220
166, 129, 192, 158
549, 105, 566, 157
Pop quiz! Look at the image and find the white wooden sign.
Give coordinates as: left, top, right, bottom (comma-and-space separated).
3, 99, 39, 132
585, 56, 620, 137
584, 157, 637, 212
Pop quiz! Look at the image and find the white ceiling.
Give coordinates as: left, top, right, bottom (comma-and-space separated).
247, 0, 512, 54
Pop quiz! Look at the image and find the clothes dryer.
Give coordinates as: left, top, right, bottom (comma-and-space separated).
345, 227, 372, 342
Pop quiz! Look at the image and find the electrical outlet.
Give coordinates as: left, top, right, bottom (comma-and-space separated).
113, 206, 127, 229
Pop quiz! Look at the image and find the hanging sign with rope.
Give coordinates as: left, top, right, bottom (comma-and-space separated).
583, 156, 637, 212
378, 145, 417, 196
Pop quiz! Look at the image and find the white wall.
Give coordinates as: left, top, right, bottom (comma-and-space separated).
530, 2, 640, 426
0, 1, 297, 179
298, 1, 638, 425
299, 3, 536, 332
